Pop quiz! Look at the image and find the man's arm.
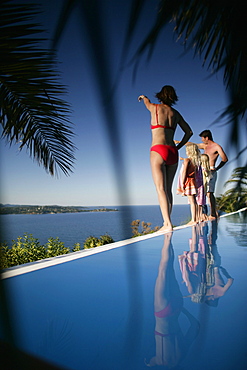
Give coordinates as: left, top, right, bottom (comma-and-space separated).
196, 143, 205, 149
215, 144, 228, 171
174, 140, 205, 150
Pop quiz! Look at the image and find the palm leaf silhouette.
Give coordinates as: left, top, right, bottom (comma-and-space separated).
127, 0, 247, 156
0, 0, 76, 176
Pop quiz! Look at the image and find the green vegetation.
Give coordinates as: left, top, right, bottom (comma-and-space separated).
0, 233, 114, 269
216, 167, 247, 213
0, 219, 163, 269
131, 220, 160, 237
1, 1, 75, 176
83, 234, 114, 249
0, 205, 118, 215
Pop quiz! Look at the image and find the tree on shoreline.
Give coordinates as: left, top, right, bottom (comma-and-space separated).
216, 167, 247, 212
0, 0, 76, 176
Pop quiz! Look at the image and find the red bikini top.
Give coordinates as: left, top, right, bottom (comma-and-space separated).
151, 104, 175, 130
151, 124, 175, 130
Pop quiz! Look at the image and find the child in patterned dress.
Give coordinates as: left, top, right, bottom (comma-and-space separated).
177, 143, 205, 224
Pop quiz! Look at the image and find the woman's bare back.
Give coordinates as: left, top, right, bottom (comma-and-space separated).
150, 104, 181, 146
138, 94, 192, 150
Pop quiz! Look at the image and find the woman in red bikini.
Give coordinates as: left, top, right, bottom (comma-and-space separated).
138, 86, 193, 232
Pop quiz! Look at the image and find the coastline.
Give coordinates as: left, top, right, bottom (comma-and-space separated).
0, 205, 118, 215
0, 205, 191, 247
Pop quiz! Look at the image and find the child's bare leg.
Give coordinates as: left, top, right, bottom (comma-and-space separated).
187, 195, 198, 225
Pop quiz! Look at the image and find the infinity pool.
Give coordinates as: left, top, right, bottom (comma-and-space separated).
1, 209, 246, 370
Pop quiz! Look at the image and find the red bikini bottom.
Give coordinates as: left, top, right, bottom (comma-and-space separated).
150, 145, 178, 165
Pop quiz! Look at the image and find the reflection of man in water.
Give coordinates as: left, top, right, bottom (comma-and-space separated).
205, 220, 234, 306
178, 222, 234, 305
146, 233, 199, 368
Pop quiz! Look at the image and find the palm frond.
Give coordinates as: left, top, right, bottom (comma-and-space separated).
217, 166, 247, 212
224, 167, 247, 188
127, 0, 247, 153
0, 0, 76, 176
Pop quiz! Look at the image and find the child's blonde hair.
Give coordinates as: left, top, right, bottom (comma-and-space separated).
201, 154, 211, 176
185, 143, 201, 166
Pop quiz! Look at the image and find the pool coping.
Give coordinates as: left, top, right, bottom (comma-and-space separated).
1, 207, 246, 280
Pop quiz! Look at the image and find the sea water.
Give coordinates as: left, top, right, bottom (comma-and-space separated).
0, 204, 191, 247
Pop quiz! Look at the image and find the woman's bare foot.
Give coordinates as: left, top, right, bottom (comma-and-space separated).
186, 220, 198, 226
157, 223, 173, 233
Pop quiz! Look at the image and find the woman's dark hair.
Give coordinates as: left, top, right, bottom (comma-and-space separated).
155, 85, 178, 106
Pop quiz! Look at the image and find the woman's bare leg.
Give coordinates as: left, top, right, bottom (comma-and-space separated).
150, 152, 177, 231
165, 162, 178, 214
154, 233, 173, 311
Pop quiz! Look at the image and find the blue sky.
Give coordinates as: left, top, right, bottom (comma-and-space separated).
1, 0, 245, 207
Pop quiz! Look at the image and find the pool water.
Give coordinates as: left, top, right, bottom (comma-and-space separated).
1, 210, 246, 369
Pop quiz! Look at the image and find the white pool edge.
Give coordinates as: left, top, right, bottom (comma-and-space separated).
1, 207, 246, 279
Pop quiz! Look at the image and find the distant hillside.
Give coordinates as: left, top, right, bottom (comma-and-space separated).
0, 205, 118, 215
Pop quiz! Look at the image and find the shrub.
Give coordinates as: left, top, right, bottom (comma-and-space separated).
0, 234, 80, 269
0, 234, 47, 268
83, 234, 114, 249
99, 234, 114, 245
71, 243, 81, 252
45, 237, 70, 257
83, 236, 101, 249
0, 233, 114, 269
131, 220, 160, 237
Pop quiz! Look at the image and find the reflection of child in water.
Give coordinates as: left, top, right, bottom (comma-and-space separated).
145, 233, 199, 368
178, 222, 234, 305
178, 225, 208, 303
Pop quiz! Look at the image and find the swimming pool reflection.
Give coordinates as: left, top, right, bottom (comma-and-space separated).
147, 221, 235, 369
224, 210, 247, 247
178, 222, 234, 306
1, 213, 246, 370
146, 232, 199, 368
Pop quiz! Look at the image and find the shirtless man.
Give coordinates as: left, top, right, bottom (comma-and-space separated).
197, 130, 228, 219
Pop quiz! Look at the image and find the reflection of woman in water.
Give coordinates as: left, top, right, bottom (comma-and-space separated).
146, 232, 199, 368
